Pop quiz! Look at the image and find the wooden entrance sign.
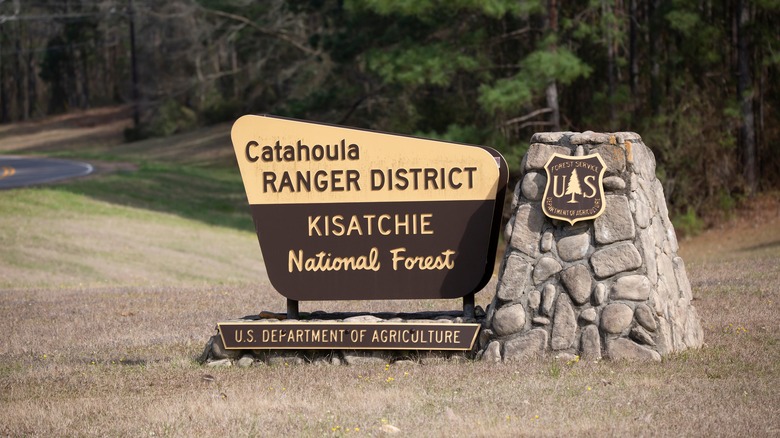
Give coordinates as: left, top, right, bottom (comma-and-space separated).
230, 115, 508, 319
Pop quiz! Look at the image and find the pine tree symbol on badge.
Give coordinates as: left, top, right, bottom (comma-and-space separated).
565, 169, 582, 203
542, 153, 607, 225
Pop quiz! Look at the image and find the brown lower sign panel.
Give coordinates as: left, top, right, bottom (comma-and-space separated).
218, 322, 480, 351
251, 200, 495, 300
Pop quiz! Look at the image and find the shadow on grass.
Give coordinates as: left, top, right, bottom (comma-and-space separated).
739, 239, 780, 252
55, 161, 255, 232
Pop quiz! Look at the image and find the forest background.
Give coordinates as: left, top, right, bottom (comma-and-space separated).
1, 0, 778, 230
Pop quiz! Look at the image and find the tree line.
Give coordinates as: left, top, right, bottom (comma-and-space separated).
1, 0, 778, 222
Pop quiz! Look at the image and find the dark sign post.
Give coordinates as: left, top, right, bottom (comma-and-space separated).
231, 115, 508, 322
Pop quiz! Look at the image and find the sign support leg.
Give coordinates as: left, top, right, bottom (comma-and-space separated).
463, 293, 475, 320
287, 299, 299, 320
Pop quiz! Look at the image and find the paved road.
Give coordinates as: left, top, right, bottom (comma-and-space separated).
0, 156, 93, 190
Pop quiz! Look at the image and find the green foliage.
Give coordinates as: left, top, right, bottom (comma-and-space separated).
524, 48, 593, 85
345, 0, 433, 16
754, 0, 780, 9
665, 10, 700, 35
367, 44, 480, 87
39, 36, 72, 114
149, 99, 198, 137
478, 78, 534, 114
415, 125, 525, 170
9, 0, 780, 220
124, 100, 198, 142
123, 125, 149, 143
345, 0, 541, 18
479, 47, 592, 114
416, 124, 487, 145
672, 207, 704, 238
202, 98, 243, 126
639, 72, 742, 218
765, 51, 780, 67
548, 360, 561, 379
717, 189, 738, 217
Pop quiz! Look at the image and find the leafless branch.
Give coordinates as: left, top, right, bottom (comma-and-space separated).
517, 120, 554, 130
504, 107, 553, 125
198, 6, 320, 57
491, 27, 532, 43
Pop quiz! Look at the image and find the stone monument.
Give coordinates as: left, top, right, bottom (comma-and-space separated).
481, 131, 704, 362
201, 115, 508, 366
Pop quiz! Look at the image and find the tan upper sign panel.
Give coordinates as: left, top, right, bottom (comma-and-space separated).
231, 115, 500, 205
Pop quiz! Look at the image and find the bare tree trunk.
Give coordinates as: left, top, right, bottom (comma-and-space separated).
629, 0, 638, 96
737, 0, 757, 194
547, 0, 561, 131
603, 0, 617, 128
129, 0, 140, 127
629, 0, 639, 124
64, 0, 77, 110
27, 34, 37, 118
649, 0, 662, 116
0, 34, 7, 123
545, 83, 560, 131
0, 79, 6, 122
109, 38, 120, 102
15, 22, 27, 120
81, 48, 90, 109
758, 60, 765, 165
231, 44, 239, 98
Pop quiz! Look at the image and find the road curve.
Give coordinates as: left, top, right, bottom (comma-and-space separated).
0, 156, 94, 190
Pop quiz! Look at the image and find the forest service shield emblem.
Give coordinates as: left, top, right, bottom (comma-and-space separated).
542, 153, 607, 225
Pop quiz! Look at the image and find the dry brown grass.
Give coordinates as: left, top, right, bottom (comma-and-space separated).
0, 106, 133, 154
1, 110, 779, 436
2, 200, 779, 436
0, 105, 234, 168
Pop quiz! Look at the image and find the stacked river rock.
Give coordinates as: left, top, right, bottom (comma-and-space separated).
481, 131, 704, 362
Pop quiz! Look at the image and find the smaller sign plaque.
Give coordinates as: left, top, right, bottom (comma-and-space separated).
542, 153, 607, 225
218, 322, 480, 351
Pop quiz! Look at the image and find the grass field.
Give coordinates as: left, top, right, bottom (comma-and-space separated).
1, 108, 779, 436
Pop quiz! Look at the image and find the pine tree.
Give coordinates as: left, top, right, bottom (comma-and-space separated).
565, 169, 582, 203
